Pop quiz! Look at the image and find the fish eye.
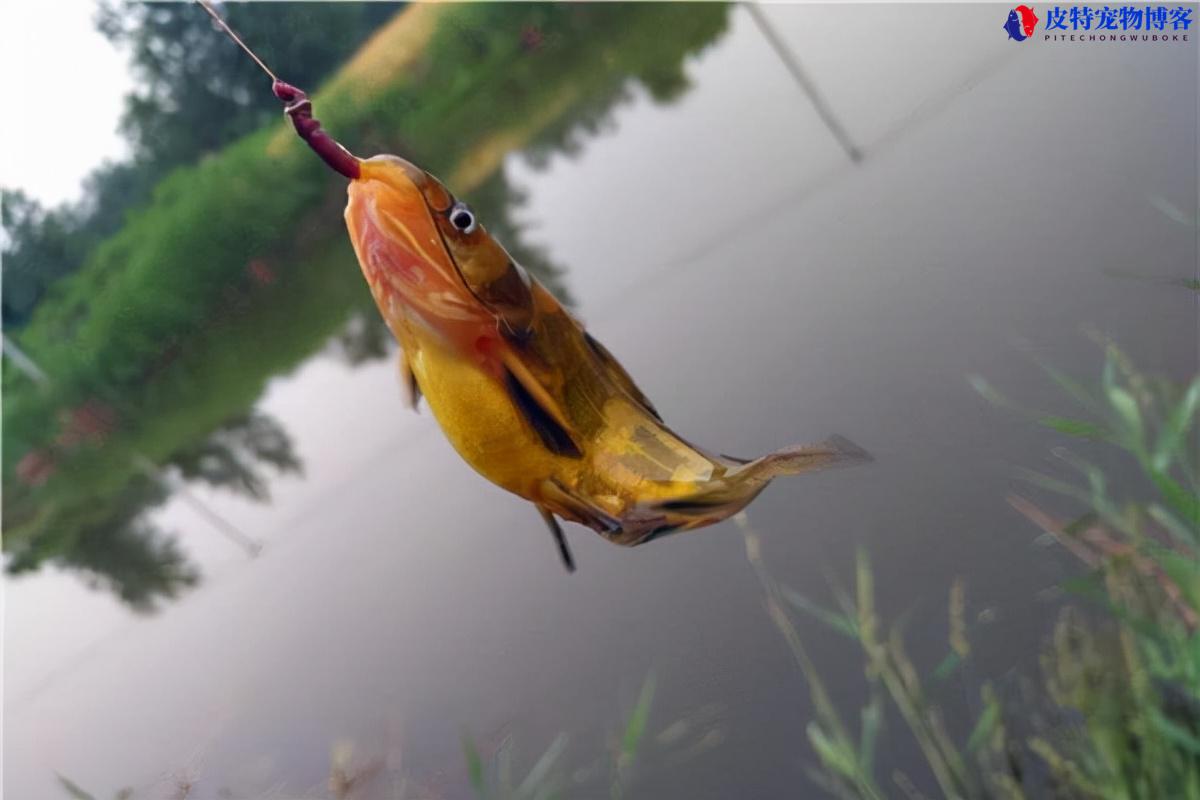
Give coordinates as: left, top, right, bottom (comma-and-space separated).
449, 203, 477, 234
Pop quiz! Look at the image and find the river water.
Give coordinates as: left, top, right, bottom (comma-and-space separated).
6, 5, 1197, 798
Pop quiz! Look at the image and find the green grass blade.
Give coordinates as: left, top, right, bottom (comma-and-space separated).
462, 733, 486, 797
1038, 359, 1105, 417
1105, 385, 1146, 455
931, 651, 964, 682
966, 700, 1000, 754
622, 672, 657, 759
497, 734, 514, 794
859, 690, 884, 777
781, 587, 859, 639
1153, 376, 1200, 471
807, 722, 859, 779
1015, 468, 1093, 505
1148, 708, 1200, 755
54, 775, 96, 800
1150, 546, 1200, 612
1039, 416, 1111, 440
1148, 503, 1200, 547
517, 733, 568, 797
968, 374, 1010, 407
1148, 468, 1200, 531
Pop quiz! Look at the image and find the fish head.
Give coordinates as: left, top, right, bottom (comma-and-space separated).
349, 154, 535, 333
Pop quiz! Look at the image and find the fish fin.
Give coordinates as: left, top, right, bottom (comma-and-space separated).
582, 331, 663, 422
736, 434, 873, 483
539, 479, 625, 535
499, 351, 582, 458
538, 479, 671, 547
502, 367, 582, 458
399, 351, 422, 411
634, 489, 769, 544
537, 505, 575, 572
632, 436, 871, 538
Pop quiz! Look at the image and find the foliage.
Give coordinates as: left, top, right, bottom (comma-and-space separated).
57, 672, 675, 798
8, 472, 199, 613
2, 191, 93, 325
171, 411, 302, 501
3, 3, 732, 607
461, 671, 658, 800
2, 4, 390, 328
95, 1, 399, 170
743, 339, 1199, 798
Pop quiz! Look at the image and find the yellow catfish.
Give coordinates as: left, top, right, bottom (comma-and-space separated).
270, 78, 870, 569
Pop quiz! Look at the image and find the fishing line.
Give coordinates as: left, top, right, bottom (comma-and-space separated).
195, 0, 279, 84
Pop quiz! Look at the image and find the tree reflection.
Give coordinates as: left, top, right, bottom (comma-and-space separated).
172, 411, 302, 501
2, 3, 733, 608
7, 473, 198, 613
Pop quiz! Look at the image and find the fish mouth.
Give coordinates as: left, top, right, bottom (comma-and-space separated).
348, 155, 481, 325
360, 154, 454, 213
355, 153, 484, 298
363, 153, 424, 184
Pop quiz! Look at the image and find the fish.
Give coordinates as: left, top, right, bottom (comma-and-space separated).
270, 78, 871, 570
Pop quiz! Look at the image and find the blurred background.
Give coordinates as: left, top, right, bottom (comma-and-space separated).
2, 3, 1197, 799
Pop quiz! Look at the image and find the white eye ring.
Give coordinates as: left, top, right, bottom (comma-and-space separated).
449, 203, 477, 234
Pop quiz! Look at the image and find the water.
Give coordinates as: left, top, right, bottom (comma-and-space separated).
5, 5, 1197, 798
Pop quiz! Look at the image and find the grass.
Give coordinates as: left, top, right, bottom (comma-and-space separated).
57, 672, 664, 800
742, 335, 1199, 799
52, 334, 1195, 797
460, 671, 658, 800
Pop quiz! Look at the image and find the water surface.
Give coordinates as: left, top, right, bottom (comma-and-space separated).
6, 5, 1197, 798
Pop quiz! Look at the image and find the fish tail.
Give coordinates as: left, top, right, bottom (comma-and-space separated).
625, 436, 871, 547
733, 434, 872, 486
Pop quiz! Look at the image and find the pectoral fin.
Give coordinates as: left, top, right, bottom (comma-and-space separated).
538, 478, 669, 547
500, 352, 581, 458
537, 505, 575, 572
399, 351, 422, 411
538, 479, 623, 535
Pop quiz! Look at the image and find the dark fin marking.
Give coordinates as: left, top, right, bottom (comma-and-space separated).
719, 453, 752, 465
655, 496, 734, 513
500, 350, 576, 433
503, 368, 582, 458
641, 523, 684, 543
483, 262, 535, 334
538, 505, 575, 573
540, 479, 623, 536
583, 331, 663, 422
400, 352, 422, 411
500, 324, 533, 349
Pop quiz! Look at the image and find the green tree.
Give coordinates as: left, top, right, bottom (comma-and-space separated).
6, 473, 198, 612
95, 1, 400, 169
1, 2, 397, 329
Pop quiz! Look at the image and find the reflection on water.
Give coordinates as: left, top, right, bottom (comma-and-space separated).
4, 3, 1196, 799
3, 2, 732, 608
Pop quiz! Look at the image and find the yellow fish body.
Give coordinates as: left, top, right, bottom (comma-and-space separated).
343, 155, 869, 567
